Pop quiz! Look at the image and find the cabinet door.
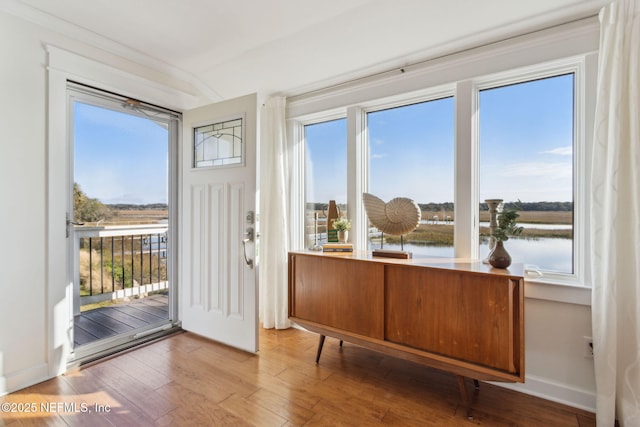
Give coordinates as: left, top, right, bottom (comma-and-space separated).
290, 255, 385, 339
385, 265, 520, 373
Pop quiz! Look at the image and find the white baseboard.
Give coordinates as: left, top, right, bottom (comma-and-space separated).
0, 363, 50, 397
490, 374, 596, 413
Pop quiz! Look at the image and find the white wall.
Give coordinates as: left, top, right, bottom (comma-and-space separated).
506, 299, 595, 410
0, 9, 49, 393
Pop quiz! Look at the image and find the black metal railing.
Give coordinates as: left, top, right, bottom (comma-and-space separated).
74, 225, 169, 307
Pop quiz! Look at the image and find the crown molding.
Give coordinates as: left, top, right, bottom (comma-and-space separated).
0, 0, 222, 105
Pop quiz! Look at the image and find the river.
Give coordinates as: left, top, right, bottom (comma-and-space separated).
370, 236, 573, 274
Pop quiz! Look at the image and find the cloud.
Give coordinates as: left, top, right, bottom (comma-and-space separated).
500, 162, 572, 180
541, 146, 572, 156
371, 153, 387, 159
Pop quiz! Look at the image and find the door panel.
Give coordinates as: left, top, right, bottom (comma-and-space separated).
181, 93, 258, 353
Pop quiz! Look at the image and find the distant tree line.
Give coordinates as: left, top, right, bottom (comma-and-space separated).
421, 201, 573, 212
74, 183, 169, 223
307, 201, 572, 212
482, 201, 573, 211
419, 202, 455, 212
107, 203, 168, 210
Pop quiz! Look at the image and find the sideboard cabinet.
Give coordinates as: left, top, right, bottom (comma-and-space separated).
288, 251, 525, 417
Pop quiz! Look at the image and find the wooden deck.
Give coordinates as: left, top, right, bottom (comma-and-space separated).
74, 294, 169, 346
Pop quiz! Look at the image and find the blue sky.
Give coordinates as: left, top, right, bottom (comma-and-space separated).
306, 74, 574, 205
74, 102, 169, 205
76, 74, 573, 207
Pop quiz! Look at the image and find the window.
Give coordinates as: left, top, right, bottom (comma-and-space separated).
367, 97, 455, 256
194, 117, 243, 167
289, 22, 595, 295
478, 74, 575, 274
304, 118, 347, 247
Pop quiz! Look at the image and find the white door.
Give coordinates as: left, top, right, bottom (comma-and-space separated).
181, 93, 258, 352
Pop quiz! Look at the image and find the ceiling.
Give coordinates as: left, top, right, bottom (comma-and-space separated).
13, 0, 608, 104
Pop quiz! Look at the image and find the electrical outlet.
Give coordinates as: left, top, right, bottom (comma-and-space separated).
583, 336, 594, 358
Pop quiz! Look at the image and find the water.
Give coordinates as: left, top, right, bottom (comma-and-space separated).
370, 237, 572, 274
479, 222, 572, 230
421, 220, 573, 231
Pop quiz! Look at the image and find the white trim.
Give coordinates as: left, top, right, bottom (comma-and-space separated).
47, 45, 199, 111
525, 280, 592, 306
490, 373, 596, 412
472, 57, 588, 287
47, 65, 72, 378
290, 112, 349, 251
0, 363, 49, 397
347, 106, 366, 250
455, 80, 477, 258
287, 119, 306, 251
80, 282, 169, 306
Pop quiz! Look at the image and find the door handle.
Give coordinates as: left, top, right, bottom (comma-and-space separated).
66, 213, 85, 238
242, 238, 254, 269
242, 227, 254, 268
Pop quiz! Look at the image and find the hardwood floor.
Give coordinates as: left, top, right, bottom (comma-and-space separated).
1, 327, 595, 426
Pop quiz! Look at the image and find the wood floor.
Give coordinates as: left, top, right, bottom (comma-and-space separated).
1, 327, 595, 426
74, 294, 169, 346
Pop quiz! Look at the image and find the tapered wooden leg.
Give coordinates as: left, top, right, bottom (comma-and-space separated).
457, 375, 473, 420
315, 335, 326, 364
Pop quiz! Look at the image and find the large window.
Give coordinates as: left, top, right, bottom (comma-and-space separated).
367, 97, 455, 256
478, 74, 575, 274
290, 30, 594, 292
304, 118, 347, 247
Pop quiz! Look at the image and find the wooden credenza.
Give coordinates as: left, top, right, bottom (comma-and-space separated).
288, 250, 525, 417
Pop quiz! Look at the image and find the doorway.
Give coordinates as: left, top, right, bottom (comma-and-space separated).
67, 83, 180, 361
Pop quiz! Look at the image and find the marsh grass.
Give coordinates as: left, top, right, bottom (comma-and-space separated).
79, 248, 115, 296
384, 210, 573, 245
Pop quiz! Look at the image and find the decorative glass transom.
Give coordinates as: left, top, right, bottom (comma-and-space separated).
193, 118, 243, 168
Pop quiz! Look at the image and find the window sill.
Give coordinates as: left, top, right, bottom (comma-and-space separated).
524, 278, 591, 306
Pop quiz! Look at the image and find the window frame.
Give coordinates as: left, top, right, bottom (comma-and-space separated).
290, 109, 347, 250
471, 59, 587, 286
301, 115, 349, 247
287, 18, 598, 305
362, 88, 457, 256
192, 113, 246, 169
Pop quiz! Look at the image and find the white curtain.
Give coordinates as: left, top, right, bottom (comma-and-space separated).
590, 0, 640, 425
259, 96, 291, 329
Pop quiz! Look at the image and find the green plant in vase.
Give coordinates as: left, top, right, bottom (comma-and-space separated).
332, 217, 351, 243
489, 207, 523, 268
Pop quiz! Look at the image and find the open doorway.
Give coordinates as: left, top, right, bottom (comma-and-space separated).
67, 82, 180, 361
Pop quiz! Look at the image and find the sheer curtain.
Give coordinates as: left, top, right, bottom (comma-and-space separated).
259, 96, 291, 329
590, 0, 640, 425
